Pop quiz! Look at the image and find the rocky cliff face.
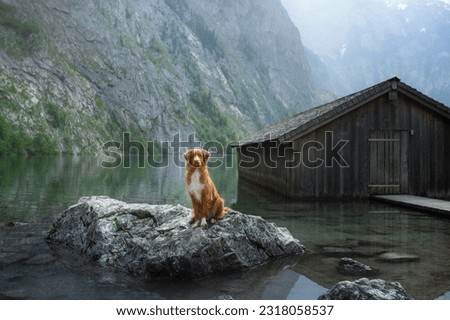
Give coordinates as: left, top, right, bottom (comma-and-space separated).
0, 0, 318, 154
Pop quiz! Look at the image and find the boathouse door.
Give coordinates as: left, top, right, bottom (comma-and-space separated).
369, 130, 409, 195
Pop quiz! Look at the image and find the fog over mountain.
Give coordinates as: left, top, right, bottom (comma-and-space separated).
282, 0, 450, 106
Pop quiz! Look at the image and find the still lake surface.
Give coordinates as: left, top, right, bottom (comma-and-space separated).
1, 155, 449, 299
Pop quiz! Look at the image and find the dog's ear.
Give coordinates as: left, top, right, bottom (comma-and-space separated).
202, 149, 211, 162
183, 150, 191, 161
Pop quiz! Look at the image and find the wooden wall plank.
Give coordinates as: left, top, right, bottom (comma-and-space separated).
237, 90, 450, 199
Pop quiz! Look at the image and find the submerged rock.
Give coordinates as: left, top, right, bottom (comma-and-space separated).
376, 252, 420, 263
318, 278, 413, 300
46, 196, 304, 279
337, 257, 379, 276
0, 253, 30, 267
24, 254, 56, 265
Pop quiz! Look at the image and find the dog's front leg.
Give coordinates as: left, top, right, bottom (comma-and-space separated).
192, 216, 207, 228
195, 203, 209, 228
199, 217, 207, 228
190, 201, 202, 227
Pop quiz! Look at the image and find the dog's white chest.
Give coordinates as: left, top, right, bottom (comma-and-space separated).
187, 170, 204, 202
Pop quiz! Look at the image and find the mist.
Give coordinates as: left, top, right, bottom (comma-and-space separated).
282, 0, 449, 54
281, 0, 450, 104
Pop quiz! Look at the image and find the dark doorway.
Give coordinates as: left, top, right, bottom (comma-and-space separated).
369, 130, 409, 194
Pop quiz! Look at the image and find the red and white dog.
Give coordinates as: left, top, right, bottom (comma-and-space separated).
183, 149, 229, 228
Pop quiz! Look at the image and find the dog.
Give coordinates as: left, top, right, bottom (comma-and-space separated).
183, 148, 229, 228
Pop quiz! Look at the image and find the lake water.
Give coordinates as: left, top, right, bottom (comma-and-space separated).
1, 155, 450, 300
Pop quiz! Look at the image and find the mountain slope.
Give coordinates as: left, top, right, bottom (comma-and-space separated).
282, 0, 450, 106
0, 0, 318, 154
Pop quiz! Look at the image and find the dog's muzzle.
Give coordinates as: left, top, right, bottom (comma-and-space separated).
189, 160, 201, 167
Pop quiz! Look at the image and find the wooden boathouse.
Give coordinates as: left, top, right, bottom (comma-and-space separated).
233, 77, 450, 199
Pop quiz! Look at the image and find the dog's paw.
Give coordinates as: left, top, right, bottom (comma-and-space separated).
200, 218, 208, 228
191, 219, 200, 228
210, 218, 217, 224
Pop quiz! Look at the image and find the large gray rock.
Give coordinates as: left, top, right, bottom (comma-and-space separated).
46, 196, 304, 279
318, 278, 413, 300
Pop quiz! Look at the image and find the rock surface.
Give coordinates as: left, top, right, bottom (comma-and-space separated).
318, 278, 413, 300
46, 196, 305, 279
336, 257, 378, 276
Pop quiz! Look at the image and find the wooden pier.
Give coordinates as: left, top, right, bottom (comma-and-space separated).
372, 195, 450, 216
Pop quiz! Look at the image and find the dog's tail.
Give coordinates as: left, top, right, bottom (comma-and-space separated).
216, 207, 231, 220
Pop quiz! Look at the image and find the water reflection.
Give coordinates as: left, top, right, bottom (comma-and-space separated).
235, 179, 450, 299
0, 156, 450, 299
0, 155, 237, 223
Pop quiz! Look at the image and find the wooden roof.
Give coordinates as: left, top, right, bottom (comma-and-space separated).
234, 77, 450, 147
